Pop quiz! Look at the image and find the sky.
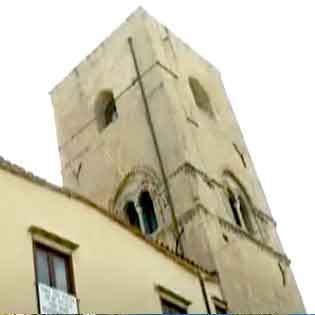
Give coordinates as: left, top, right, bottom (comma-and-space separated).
0, 0, 314, 311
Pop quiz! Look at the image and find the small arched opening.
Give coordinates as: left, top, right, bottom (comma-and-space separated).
239, 195, 254, 233
125, 201, 140, 231
188, 77, 215, 118
94, 90, 118, 131
139, 191, 158, 234
227, 189, 242, 227
223, 171, 255, 234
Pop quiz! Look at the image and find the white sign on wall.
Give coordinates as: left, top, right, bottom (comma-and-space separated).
38, 283, 78, 314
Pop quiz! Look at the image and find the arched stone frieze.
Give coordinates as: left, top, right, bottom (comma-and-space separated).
111, 166, 169, 229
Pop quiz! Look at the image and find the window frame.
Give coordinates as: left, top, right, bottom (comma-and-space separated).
212, 296, 228, 314
156, 285, 190, 314
33, 241, 76, 295
238, 194, 254, 233
125, 201, 141, 231
94, 90, 118, 132
139, 190, 159, 235
227, 191, 242, 228
224, 185, 255, 235
160, 297, 188, 314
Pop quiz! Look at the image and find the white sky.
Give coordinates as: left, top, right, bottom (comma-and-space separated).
0, 1, 313, 311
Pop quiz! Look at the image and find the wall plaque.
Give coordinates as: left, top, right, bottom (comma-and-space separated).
38, 283, 78, 314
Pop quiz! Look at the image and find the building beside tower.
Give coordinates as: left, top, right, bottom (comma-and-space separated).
0, 7, 305, 313
0, 155, 221, 313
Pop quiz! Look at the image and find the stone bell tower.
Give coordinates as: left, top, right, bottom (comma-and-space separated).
50, 7, 305, 313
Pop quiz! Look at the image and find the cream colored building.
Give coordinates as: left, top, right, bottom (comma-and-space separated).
0, 157, 222, 313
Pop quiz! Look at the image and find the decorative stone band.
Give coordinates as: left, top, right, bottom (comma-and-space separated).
156, 202, 289, 266
218, 216, 290, 265
253, 206, 277, 226
196, 203, 288, 264
167, 161, 277, 226
155, 205, 203, 238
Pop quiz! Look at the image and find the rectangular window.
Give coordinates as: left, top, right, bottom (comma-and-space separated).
34, 243, 73, 294
157, 285, 190, 314
212, 297, 227, 314
161, 298, 187, 314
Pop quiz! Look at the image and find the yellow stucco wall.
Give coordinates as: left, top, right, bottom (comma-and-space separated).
0, 167, 221, 313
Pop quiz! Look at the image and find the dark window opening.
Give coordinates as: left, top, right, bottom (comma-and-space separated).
104, 97, 118, 125
139, 191, 158, 234
34, 243, 73, 294
213, 297, 227, 314
161, 299, 187, 314
278, 261, 287, 286
222, 234, 229, 243
239, 196, 253, 233
228, 192, 242, 227
95, 90, 118, 131
214, 304, 227, 314
125, 201, 140, 230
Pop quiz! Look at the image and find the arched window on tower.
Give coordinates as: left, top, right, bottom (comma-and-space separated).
226, 187, 254, 234
239, 195, 254, 234
94, 90, 118, 132
227, 189, 242, 228
188, 77, 215, 118
139, 191, 158, 234
125, 201, 141, 231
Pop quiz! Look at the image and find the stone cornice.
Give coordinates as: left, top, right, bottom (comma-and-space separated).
168, 162, 276, 226
218, 217, 290, 265
157, 201, 289, 266
196, 203, 288, 265
253, 207, 276, 226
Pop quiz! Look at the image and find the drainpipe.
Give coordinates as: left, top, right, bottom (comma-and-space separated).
198, 269, 212, 314
128, 37, 183, 254
128, 37, 212, 313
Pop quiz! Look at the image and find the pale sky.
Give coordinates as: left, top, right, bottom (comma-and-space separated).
0, 1, 313, 311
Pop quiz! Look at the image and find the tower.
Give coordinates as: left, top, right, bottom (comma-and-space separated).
50, 8, 305, 313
